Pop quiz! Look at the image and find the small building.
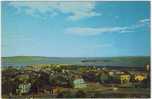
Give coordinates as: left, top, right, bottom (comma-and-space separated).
145, 64, 150, 72
134, 74, 146, 82
17, 82, 31, 95
109, 71, 114, 76
120, 74, 131, 84
73, 75, 87, 89
113, 73, 131, 84
98, 72, 109, 83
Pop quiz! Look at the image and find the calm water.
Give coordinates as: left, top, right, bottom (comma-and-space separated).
2, 57, 149, 67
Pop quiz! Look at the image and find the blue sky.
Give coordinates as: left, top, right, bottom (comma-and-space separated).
2, 1, 150, 57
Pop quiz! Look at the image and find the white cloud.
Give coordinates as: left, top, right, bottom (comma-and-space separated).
65, 18, 150, 36
127, 18, 150, 30
139, 18, 150, 23
8, 1, 100, 20
120, 30, 134, 33
65, 27, 127, 36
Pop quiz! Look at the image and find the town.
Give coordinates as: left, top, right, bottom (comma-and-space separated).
2, 64, 150, 98
2, 1, 151, 98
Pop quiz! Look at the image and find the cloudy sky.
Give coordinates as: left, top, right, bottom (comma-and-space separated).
2, 1, 150, 57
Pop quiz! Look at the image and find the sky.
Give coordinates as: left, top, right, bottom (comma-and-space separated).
1, 1, 150, 57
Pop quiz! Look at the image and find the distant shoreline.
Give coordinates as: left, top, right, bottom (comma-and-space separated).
1, 55, 150, 58
1, 56, 150, 68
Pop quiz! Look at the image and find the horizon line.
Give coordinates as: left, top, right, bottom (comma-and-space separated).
1, 55, 150, 58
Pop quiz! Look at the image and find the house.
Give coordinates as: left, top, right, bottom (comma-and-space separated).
145, 64, 150, 72
108, 71, 114, 76
120, 74, 131, 84
73, 75, 87, 89
134, 74, 146, 82
17, 82, 31, 95
113, 73, 131, 84
98, 72, 109, 83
